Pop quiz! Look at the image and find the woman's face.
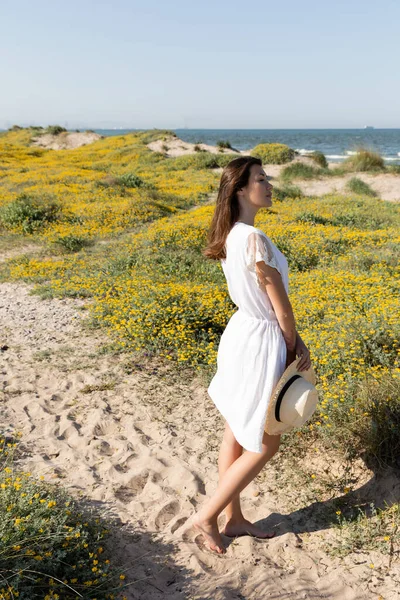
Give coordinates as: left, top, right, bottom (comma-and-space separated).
241, 164, 273, 208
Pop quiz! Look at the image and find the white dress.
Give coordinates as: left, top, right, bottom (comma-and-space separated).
207, 222, 289, 453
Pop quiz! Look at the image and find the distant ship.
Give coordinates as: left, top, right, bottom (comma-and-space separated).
364, 126, 374, 130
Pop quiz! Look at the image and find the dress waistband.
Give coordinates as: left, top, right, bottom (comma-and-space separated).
235, 310, 280, 325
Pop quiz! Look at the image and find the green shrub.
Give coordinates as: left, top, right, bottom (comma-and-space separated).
343, 149, 385, 172
250, 143, 296, 164
46, 125, 67, 135
190, 153, 220, 168
309, 151, 328, 168
216, 140, 232, 149
0, 193, 62, 234
52, 234, 95, 252
0, 431, 128, 599
272, 184, 303, 201
333, 371, 400, 469
169, 152, 237, 170
346, 177, 378, 197
215, 153, 242, 168
117, 172, 147, 188
280, 162, 324, 182
296, 211, 330, 225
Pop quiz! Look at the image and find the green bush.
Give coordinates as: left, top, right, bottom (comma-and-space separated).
272, 184, 303, 201
117, 172, 147, 188
96, 173, 156, 190
0, 431, 128, 599
190, 153, 219, 169
52, 234, 95, 253
215, 153, 242, 168
346, 177, 378, 197
280, 162, 324, 182
343, 149, 385, 172
250, 143, 296, 164
46, 125, 67, 135
296, 211, 330, 225
0, 193, 62, 234
169, 152, 237, 170
309, 151, 328, 168
216, 140, 232, 149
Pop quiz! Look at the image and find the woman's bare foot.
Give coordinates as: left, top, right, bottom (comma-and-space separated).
191, 514, 226, 554
221, 518, 276, 539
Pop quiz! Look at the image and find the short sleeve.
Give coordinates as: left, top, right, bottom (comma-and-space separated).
245, 232, 283, 280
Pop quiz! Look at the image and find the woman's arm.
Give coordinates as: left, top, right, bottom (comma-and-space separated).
255, 261, 297, 353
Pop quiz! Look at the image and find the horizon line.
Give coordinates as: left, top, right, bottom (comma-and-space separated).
1, 126, 400, 131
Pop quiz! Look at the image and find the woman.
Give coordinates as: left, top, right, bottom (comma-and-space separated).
190, 155, 311, 554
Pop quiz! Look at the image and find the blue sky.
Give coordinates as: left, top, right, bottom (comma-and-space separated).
1, 0, 399, 129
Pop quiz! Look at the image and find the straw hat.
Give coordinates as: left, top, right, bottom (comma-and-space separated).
265, 356, 319, 435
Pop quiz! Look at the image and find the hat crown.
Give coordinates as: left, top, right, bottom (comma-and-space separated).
279, 378, 318, 425
265, 357, 319, 435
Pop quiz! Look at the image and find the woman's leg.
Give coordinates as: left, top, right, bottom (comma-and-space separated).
192, 428, 281, 553
218, 422, 278, 538
218, 421, 244, 523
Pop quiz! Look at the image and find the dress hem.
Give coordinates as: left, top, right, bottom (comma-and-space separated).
207, 387, 264, 454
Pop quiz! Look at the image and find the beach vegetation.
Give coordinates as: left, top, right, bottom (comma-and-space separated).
0, 430, 129, 599
343, 148, 385, 172
387, 164, 400, 174
272, 183, 304, 201
216, 140, 232, 150
46, 125, 68, 135
326, 501, 400, 559
309, 151, 328, 168
0, 193, 63, 235
280, 162, 325, 181
170, 151, 238, 170
115, 172, 149, 188
250, 142, 296, 164
346, 177, 378, 197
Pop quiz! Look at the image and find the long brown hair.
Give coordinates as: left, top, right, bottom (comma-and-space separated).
202, 155, 262, 261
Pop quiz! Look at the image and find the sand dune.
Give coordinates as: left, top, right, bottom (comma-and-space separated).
32, 130, 102, 150
147, 134, 400, 202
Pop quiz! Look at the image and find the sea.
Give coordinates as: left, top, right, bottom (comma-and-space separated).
94, 128, 400, 164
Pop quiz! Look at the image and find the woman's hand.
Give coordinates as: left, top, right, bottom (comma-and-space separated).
295, 333, 311, 372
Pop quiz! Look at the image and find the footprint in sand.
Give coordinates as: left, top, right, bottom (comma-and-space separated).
154, 500, 180, 530
89, 439, 114, 456
114, 471, 150, 503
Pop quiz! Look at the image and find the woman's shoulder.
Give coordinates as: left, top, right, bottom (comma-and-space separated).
244, 226, 272, 243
